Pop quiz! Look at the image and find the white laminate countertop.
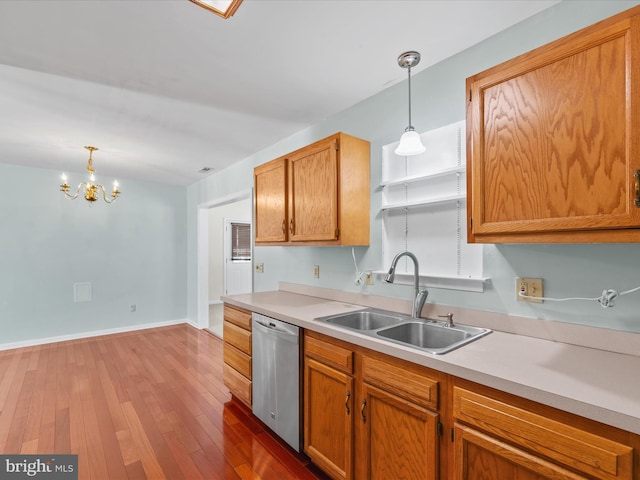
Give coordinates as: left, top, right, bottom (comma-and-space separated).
221, 289, 640, 435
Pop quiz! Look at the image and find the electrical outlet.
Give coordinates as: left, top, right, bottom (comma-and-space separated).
516, 277, 544, 303
255, 263, 264, 273
130, 304, 137, 312
365, 270, 374, 286
313, 265, 320, 278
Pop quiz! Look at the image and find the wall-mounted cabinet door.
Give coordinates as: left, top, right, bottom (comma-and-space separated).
254, 132, 370, 246
467, 8, 640, 243
288, 137, 339, 242
254, 157, 288, 243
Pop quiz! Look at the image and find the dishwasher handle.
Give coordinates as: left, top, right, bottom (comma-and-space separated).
253, 317, 299, 338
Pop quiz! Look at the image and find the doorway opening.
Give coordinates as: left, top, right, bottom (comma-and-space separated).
197, 190, 252, 336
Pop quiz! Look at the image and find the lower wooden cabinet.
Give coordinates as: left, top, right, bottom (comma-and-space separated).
303, 331, 638, 480
303, 331, 442, 480
304, 357, 354, 480
304, 333, 355, 480
361, 383, 439, 480
453, 384, 635, 480
222, 304, 252, 407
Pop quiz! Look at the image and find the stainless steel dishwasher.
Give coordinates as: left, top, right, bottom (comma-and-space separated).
251, 313, 301, 452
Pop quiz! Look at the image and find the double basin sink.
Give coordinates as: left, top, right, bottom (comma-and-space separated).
315, 308, 491, 355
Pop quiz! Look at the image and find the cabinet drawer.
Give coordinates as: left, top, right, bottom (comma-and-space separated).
224, 304, 252, 330
224, 321, 252, 355
223, 343, 251, 380
453, 387, 633, 480
362, 355, 438, 410
223, 363, 252, 407
304, 334, 353, 373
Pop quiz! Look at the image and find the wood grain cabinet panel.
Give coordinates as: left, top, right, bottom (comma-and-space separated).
254, 132, 370, 246
453, 386, 634, 480
361, 354, 438, 411
361, 383, 439, 480
222, 304, 252, 408
303, 332, 441, 480
305, 334, 353, 373
254, 157, 288, 243
467, 6, 640, 243
304, 357, 355, 480
223, 321, 251, 355
224, 303, 252, 330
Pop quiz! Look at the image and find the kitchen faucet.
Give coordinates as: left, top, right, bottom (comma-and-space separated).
384, 251, 428, 319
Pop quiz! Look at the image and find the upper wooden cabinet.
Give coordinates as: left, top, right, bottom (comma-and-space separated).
254, 132, 370, 246
466, 6, 640, 243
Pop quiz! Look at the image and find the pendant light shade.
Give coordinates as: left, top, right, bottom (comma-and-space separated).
396, 129, 426, 156
394, 51, 425, 156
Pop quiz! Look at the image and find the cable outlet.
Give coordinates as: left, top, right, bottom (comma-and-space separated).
516, 277, 544, 303
365, 270, 374, 286
313, 265, 320, 278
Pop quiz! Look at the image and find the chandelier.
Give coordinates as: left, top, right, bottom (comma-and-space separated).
60, 146, 121, 204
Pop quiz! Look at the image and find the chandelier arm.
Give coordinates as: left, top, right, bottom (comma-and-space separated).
98, 184, 116, 204
62, 182, 88, 200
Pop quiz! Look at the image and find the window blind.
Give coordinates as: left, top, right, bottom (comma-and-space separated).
231, 223, 252, 260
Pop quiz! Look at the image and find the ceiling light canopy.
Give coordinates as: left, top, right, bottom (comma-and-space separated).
60, 146, 121, 204
395, 51, 426, 157
188, 0, 243, 19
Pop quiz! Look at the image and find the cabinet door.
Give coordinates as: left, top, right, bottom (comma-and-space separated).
254, 157, 288, 243
304, 358, 354, 480
288, 137, 339, 242
454, 424, 586, 480
467, 13, 640, 242
361, 383, 439, 480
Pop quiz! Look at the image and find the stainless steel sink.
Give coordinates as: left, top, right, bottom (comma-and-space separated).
376, 322, 490, 354
315, 308, 491, 355
319, 309, 407, 330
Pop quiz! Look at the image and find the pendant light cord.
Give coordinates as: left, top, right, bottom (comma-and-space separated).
407, 66, 413, 131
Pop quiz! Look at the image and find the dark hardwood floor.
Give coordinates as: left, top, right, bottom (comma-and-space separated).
0, 324, 330, 479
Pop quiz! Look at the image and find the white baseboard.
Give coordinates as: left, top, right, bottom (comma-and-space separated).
0, 318, 189, 351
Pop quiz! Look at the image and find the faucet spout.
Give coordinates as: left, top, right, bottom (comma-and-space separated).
384, 251, 428, 319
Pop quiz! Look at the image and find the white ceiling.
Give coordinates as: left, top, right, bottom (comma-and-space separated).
0, 0, 560, 186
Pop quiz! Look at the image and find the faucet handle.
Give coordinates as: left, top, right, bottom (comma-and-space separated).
438, 313, 454, 327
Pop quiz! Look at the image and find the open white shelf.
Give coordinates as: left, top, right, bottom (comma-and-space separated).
380, 120, 485, 292
380, 193, 466, 211
380, 165, 466, 188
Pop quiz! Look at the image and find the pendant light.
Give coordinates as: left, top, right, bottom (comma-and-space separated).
395, 51, 426, 156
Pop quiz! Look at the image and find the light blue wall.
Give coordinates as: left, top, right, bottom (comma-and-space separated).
1, 163, 187, 345
187, 0, 640, 334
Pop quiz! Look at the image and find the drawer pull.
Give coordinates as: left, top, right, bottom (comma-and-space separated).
635, 170, 640, 207
361, 398, 367, 423
345, 390, 351, 415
